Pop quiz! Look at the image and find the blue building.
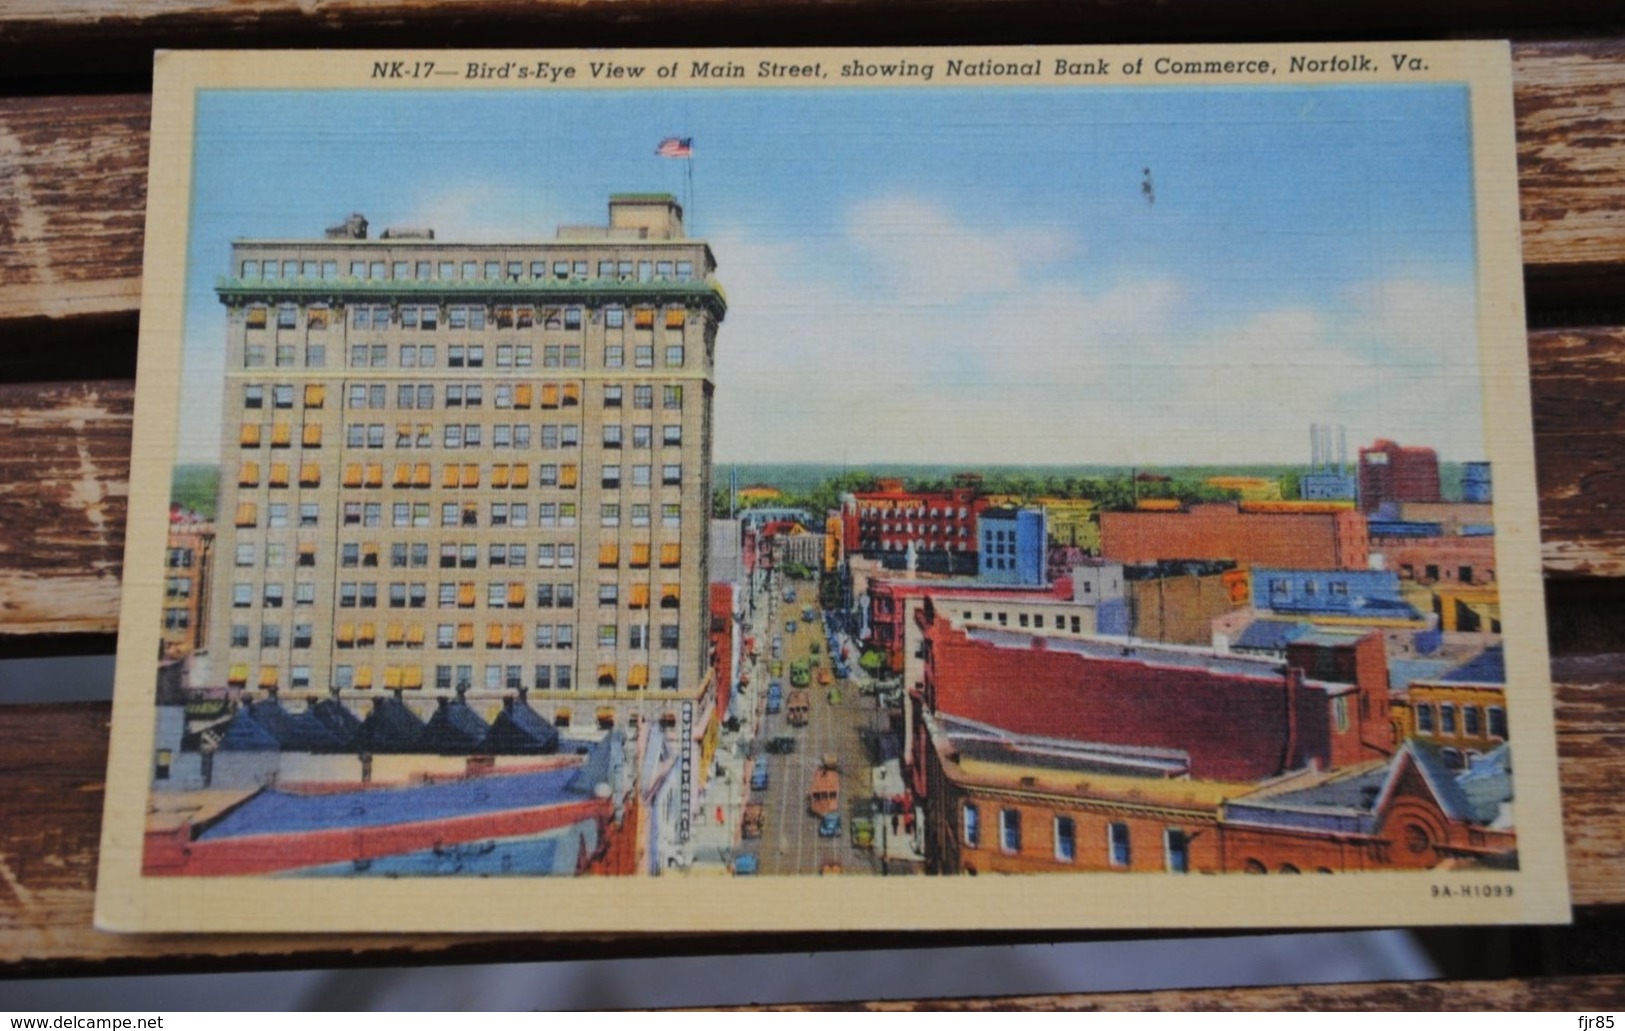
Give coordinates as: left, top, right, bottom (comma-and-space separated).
978, 507, 1046, 586
1461, 462, 1493, 503
1250, 567, 1423, 620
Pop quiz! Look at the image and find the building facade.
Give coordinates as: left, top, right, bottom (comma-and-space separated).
1100, 503, 1369, 571
1359, 438, 1442, 512
163, 513, 215, 660
201, 195, 724, 731
841, 479, 988, 575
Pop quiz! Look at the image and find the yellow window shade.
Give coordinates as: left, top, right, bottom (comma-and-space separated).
397, 422, 413, 440
664, 308, 686, 329
413, 463, 432, 487
512, 384, 532, 409
302, 423, 322, 447
660, 543, 682, 567
461, 464, 479, 488
353, 666, 373, 689
491, 465, 510, 488
505, 624, 525, 648
362, 542, 379, 561
457, 623, 475, 646
393, 463, 412, 487
304, 383, 326, 407
383, 666, 404, 690
343, 464, 363, 488
661, 584, 681, 605
269, 462, 290, 487
240, 423, 261, 447
507, 583, 526, 607
442, 464, 460, 488
596, 707, 615, 724
633, 307, 655, 329
598, 543, 620, 567
258, 666, 279, 688
365, 464, 383, 488
511, 464, 530, 488
462, 502, 478, 521
406, 624, 425, 645
238, 461, 261, 487
597, 664, 617, 685
358, 623, 377, 645
458, 583, 476, 607
562, 383, 580, 405
297, 542, 317, 559
540, 384, 560, 408
299, 463, 321, 487
629, 583, 650, 608
387, 623, 405, 645
271, 422, 292, 447
628, 664, 649, 688
227, 664, 249, 685
560, 464, 579, 488
631, 543, 651, 568
245, 307, 268, 328
554, 707, 571, 722
486, 624, 504, 647
402, 666, 423, 689
337, 623, 356, 645
234, 502, 257, 527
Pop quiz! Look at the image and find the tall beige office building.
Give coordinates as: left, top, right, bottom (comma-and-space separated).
202, 195, 724, 730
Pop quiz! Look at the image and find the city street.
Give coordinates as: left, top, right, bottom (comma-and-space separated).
742, 576, 885, 877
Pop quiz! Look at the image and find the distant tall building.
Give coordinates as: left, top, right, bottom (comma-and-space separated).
1358, 438, 1441, 513
1461, 461, 1493, 504
162, 514, 214, 660
203, 195, 725, 728
1300, 422, 1357, 501
977, 507, 1046, 586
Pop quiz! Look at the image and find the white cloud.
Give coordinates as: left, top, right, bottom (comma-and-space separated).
390, 183, 563, 242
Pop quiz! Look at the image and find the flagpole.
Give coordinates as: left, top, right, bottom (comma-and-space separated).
686, 152, 695, 235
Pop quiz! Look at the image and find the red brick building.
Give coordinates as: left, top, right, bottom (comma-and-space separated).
708, 582, 737, 725
1099, 503, 1369, 571
842, 479, 989, 575
912, 611, 1393, 791
1359, 438, 1442, 512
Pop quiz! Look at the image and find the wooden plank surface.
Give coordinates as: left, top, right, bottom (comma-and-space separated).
3, 654, 1620, 975
0, 381, 129, 637
738, 972, 1625, 1010
2, 326, 1620, 638
1, 43, 1624, 337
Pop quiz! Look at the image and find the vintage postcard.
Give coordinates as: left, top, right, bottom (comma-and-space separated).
97, 43, 1571, 931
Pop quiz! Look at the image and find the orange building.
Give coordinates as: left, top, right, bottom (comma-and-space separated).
1100, 503, 1368, 571
163, 516, 214, 659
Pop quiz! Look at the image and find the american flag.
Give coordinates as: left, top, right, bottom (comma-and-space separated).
655, 136, 693, 158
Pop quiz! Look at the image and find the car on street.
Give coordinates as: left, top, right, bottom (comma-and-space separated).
750, 756, 770, 790
785, 620, 798, 636
766, 734, 796, 754
733, 853, 759, 876
817, 812, 842, 838
765, 681, 783, 714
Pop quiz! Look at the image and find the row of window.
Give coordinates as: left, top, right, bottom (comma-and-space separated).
249, 303, 689, 336
232, 578, 684, 610
958, 609, 1088, 634
963, 805, 1191, 872
239, 258, 697, 285
1413, 701, 1508, 740
225, 661, 682, 693
859, 506, 974, 521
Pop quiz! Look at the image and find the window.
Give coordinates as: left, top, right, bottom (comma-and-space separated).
631, 503, 651, 528
665, 345, 685, 367
1488, 706, 1508, 740
295, 583, 315, 606
1464, 705, 1482, 737
663, 385, 683, 410
634, 386, 653, 409
261, 623, 282, 648
963, 804, 980, 848
1440, 702, 1457, 735
602, 465, 621, 489
263, 583, 285, 608
663, 503, 681, 528
232, 583, 252, 608
662, 464, 682, 486
999, 809, 1022, 854
603, 424, 622, 449
1165, 829, 1191, 873
663, 424, 682, 446
1108, 822, 1132, 867
660, 624, 680, 650
1333, 695, 1350, 733
1416, 703, 1435, 735
1054, 817, 1076, 863
599, 624, 618, 648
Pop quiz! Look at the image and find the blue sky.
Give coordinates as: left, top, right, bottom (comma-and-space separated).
178, 84, 1484, 465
